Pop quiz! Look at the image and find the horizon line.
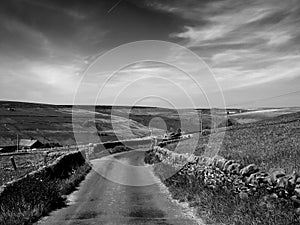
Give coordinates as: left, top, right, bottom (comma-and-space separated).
0, 99, 299, 110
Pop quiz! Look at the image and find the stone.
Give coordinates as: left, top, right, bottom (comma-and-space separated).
295, 188, 300, 198
195, 156, 201, 164
265, 176, 273, 185
291, 195, 300, 206
255, 172, 269, 184
270, 193, 278, 199
276, 176, 288, 189
288, 171, 299, 185
270, 169, 286, 184
240, 164, 259, 176
216, 158, 226, 170
276, 189, 287, 198
246, 172, 265, 185
239, 191, 248, 200
284, 172, 299, 193
227, 163, 241, 174
210, 157, 219, 167
201, 157, 209, 164
223, 160, 234, 171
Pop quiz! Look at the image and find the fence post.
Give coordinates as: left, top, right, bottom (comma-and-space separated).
88, 143, 94, 157
10, 156, 17, 171
154, 137, 158, 147
43, 151, 48, 166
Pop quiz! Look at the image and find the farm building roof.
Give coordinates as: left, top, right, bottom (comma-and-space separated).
19, 139, 40, 147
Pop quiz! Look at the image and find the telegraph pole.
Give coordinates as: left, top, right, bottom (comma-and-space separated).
17, 134, 19, 152
200, 111, 203, 134
226, 111, 229, 127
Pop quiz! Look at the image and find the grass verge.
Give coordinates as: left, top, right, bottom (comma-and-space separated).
0, 163, 91, 225
166, 183, 299, 225
147, 152, 300, 225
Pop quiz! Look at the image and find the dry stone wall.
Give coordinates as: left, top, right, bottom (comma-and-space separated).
145, 146, 300, 212
0, 150, 87, 197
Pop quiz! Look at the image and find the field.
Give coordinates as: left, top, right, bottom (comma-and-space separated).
0, 153, 44, 186
156, 111, 300, 224
1, 101, 300, 224
166, 111, 300, 174
0, 102, 166, 147
0, 152, 65, 186
229, 107, 300, 124
1, 101, 299, 187
0, 102, 198, 148
3, 101, 297, 148
1, 101, 252, 149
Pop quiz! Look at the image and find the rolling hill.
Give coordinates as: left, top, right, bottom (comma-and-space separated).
0, 102, 155, 147
1, 101, 299, 148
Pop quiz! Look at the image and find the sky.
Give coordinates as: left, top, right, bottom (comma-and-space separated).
0, 0, 300, 108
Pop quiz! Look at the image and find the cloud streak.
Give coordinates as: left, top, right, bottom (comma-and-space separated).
159, 0, 300, 101
0, 0, 299, 107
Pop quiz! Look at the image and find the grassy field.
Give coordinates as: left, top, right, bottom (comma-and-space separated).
2, 101, 298, 148
0, 101, 240, 148
0, 153, 43, 186
1, 101, 299, 224
166, 111, 300, 174
229, 107, 300, 124
0, 101, 158, 147
0, 152, 65, 186
156, 111, 300, 224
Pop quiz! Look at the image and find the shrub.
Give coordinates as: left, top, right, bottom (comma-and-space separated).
109, 145, 133, 154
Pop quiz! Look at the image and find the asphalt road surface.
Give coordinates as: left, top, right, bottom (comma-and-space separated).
36, 150, 203, 225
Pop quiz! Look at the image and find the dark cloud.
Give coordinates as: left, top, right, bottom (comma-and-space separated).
0, 0, 189, 58
0, 0, 299, 106
148, 0, 300, 107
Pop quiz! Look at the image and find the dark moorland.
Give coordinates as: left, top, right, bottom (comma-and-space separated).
0, 101, 234, 147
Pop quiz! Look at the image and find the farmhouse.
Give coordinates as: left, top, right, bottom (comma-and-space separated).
19, 139, 43, 149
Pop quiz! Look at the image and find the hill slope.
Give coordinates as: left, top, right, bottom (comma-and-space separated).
0, 102, 154, 146
167, 111, 300, 173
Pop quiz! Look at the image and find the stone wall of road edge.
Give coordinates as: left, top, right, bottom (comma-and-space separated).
0, 137, 153, 196
145, 146, 300, 211
28, 138, 153, 156
0, 150, 87, 198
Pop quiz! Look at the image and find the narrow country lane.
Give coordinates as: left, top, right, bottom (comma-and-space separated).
36, 150, 203, 225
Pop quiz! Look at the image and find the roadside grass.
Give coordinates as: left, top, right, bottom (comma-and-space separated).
167, 182, 299, 225
151, 112, 300, 225
0, 163, 91, 225
152, 163, 300, 225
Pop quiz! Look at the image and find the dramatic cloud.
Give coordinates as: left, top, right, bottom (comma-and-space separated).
157, 0, 300, 106
0, 0, 299, 107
